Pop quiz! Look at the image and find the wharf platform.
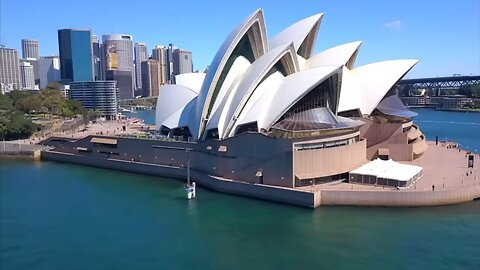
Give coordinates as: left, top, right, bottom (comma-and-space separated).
304, 141, 480, 206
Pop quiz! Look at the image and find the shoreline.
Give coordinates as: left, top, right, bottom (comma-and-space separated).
38, 135, 480, 208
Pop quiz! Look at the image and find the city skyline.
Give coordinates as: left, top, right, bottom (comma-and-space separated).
1, 0, 480, 78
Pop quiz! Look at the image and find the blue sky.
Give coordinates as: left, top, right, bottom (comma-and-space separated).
2, 0, 479, 78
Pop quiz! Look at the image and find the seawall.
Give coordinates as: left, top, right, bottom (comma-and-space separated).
42, 150, 317, 208
0, 142, 47, 160
39, 135, 480, 208
318, 186, 480, 207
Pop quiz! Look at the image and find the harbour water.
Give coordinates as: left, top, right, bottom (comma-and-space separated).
413, 108, 480, 153
1, 110, 479, 269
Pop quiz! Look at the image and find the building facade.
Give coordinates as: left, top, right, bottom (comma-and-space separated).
102, 34, 134, 100
166, 44, 176, 84
141, 60, 160, 97
39, 56, 61, 89
173, 49, 193, 77
58, 29, 94, 83
151, 45, 168, 85
21, 39, 39, 59
92, 35, 102, 81
19, 60, 35, 90
134, 42, 148, 92
0, 47, 22, 93
69, 81, 119, 119
21, 39, 40, 86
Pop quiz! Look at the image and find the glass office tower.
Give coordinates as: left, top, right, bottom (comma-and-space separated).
58, 29, 94, 82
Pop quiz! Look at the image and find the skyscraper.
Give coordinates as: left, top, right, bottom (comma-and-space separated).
134, 42, 148, 92
21, 39, 39, 59
92, 35, 102, 80
39, 56, 61, 89
166, 44, 176, 84
20, 61, 35, 90
58, 29, 94, 83
0, 47, 22, 93
152, 45, 168, 85
141, 60, 160, 97
173, 49, 193, 77
102, 34, 134, 100
21, 39, 40, 86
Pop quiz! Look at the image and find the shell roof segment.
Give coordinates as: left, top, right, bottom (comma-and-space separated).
194, 9, 268, 139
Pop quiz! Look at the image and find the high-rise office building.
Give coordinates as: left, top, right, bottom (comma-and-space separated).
21, 39, 39, 59
92, 35, 102, 80
99, 43, 106, 80
20, 61, 35, 90
102, 34, 134, 100
134, 42, 148, 91
141, 60, 160, 97
166, 44, 176, 84
39, 56, 61, 89
21, 39, 40, 86
58, 29, 94, 83
152, 45, 168, 85
0, 47, 22, 93
19, 58, 39, 87
69, 81, 119, 120
173, 49, 193, 78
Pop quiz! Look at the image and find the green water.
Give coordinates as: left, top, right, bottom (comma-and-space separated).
1, 161, 479, 270
1, 110, 479, 269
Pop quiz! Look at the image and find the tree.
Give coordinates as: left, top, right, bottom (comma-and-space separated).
82, 109, 102, 127
0, 94, 14, 111
65, 99, 85, 115
46, 81, 62, 90
0, 112, 39, 140
471, 84, 480, 99
7, 90, 32, 104
15, 95, 43, 114
39, 88, 64, 116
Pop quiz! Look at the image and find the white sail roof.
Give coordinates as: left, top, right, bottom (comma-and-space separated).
269, 13, 323, 59
305, 41, 362, 70
154, 9, 420, 141
162, 97, 197, 130
338, 59, 419, 115
194, 9, 268, 139
174, 73, 205, 94
222, 43, 299, 138
260, 65, 342, 131
155, 85, 197, 129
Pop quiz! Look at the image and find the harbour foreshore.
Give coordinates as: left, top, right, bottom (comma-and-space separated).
39, 135, 480, 208
0, 141, 50, 160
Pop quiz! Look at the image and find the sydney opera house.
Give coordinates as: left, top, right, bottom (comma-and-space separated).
43, 9, 442, 207
154, 9, 427, 187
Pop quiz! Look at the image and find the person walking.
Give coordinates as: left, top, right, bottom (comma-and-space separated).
432, 184, 435, 191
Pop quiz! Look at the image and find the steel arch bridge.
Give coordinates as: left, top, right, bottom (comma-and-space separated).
396, 75, 480, 95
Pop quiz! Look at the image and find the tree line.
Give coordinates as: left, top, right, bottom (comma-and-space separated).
0, 83, 86, 140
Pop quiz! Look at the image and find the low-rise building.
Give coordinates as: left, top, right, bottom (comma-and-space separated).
69, 81, 119, 119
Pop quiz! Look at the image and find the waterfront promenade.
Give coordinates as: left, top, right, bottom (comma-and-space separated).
10, 118, 154, 145
308, 141, 480, 206
2, 118, 154, 160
